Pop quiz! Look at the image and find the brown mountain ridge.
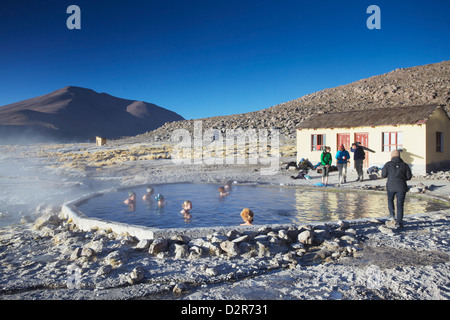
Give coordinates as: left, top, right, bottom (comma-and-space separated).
0, 86, 184, 143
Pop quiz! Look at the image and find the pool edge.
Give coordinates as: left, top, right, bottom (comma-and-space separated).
60, 184, 450, 241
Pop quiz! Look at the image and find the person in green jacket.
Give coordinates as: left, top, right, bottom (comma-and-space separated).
320, 146, 332, 186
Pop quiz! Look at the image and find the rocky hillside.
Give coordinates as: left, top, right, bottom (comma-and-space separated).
121, 61, 449, 144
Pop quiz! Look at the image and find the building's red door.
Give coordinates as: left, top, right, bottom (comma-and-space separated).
337, 133, 350, 151
354, 132, 369, 168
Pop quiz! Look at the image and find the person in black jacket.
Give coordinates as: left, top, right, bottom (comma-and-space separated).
381, 150, 412, 228
351, 142, 366, 181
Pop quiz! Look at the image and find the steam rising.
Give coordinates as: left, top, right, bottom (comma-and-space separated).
0, 143, 97, 228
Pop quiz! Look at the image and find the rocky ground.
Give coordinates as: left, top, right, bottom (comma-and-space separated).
0, 142, 450, 302
1, 207, 450, 301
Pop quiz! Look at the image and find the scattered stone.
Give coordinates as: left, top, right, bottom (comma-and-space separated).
207, 243, 223, 256
205, 267, 218, 276
378, 225, 395, 236
84, 239, 104, 253
81, 247, 96, 259
312, 229, 328, 245
298, 230, 314, 245
277, 230, 289, 241
238, 242, 256, 256
173, 243, 189, 259
256, 241, 270, 258
148, 238, 168, 255
210, 235, 228, 244
38, 226, 56, 238
283, 252, 296, 262
220, 240, 240, 257
173, 283, 188, 295
105, 250, 129, 267
170, 235, 190, 244
385, 219, 397, 229
322, 240, 341, 251
96, 264, 112, 277
340, 235, 356, 244
257, 226, 272, 234
33, 213, 61, 231
254, 234, 269, 242
118, 234, 138, 245
269, 237, 289, 253
53, 231, 72, 245
368, 217, 383, 224
189, 238, 207, 248
226, 230, 241, 239
314, 249, 333, 260
128, 266, 145, 284
337, 220, 350, 231
189, 246, 203, 259
70, 247, 83, 260
135, 239, 152, 251
231, 235, 249, 244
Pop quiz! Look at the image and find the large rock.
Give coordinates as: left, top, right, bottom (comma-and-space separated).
127, 266, 145, 284
148, 238, 168, 255
298, 230, 314, 245
105, 250, 129, 267
81, 247, 96, 259
135, 239, 152, 251
32, 213, 61, 230
172, 243, 189, 259
220, 240, 240, 257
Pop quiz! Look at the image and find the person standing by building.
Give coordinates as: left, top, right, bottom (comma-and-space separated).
320, 146, 332, 186
335, 144, 350, 184
381, 150, 412, 229
351, 142, 365, 181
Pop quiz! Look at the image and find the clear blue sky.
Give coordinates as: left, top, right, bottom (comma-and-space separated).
0, 0, 449, 119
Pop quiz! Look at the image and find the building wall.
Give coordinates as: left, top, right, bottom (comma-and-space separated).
425, 107, 450, 171
296, 124, 428, 173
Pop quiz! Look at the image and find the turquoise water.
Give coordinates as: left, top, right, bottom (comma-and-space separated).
76, 183, 450, 229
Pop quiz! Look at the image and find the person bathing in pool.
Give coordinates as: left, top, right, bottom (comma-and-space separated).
155, 194, 165, 208
240, 208, 254, 225
142, 186, 154, 201
124, 191, 136, 205
218, 186, 229, 197
180, 200, 192, 220
124, 191, 136, 211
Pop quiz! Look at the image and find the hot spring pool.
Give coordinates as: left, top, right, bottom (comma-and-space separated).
76, 183, 450, 229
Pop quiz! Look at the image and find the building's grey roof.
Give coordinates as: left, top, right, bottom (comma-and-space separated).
296, 104, 445, 129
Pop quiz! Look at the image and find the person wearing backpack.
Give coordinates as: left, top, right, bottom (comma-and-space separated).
335, 144, 350, 184
381, 149, 412, 229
